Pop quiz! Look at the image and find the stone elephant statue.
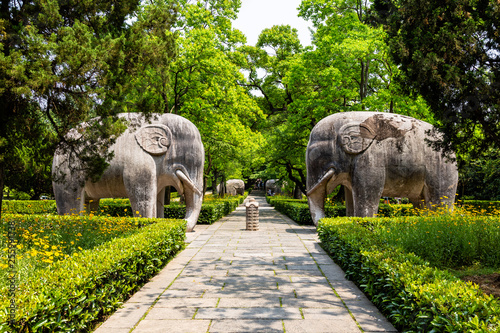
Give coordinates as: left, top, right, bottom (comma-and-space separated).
217, 179, 245, 196
52, 113, 205, 232
306, 112, 458, 226
265, 179, 283, 195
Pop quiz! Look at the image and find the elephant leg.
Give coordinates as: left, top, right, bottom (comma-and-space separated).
344, 186, 354, 217
352, 172, 384, 217
426, 182, 457, 213
124, 170, 157, 218
54, 183, 85, 215
157, 187, 165, 218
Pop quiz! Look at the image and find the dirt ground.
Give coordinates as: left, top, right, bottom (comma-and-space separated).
462, 273, 500, 299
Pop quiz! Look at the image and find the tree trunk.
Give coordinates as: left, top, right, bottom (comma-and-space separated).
219, 174, 226, 198
164, 186, 171, 205
332, 185, 345, 204
202, 176, 207, 199
212, 170, 218, 195
0, 164, 4, 221
293, 183, 303, 199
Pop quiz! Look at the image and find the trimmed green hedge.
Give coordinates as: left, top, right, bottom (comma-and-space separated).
1, 200, 57, 214
270, 199, 414, 225
318, 217, 500, 332
458, 200, 500, 215
0, 218, 186, 332
2, 195, 246, 224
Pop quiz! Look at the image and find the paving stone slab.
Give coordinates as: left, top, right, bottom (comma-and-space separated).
94, 303, 151, 330
217, 297, 282, 308
302, 308, 354, 319
281, 297, 345, 309
133, 319, 210, 333
283, 319, 361, 333
344, 302, 397, 332
154, 297, 218, 308
144, 307, 197, 320
195, 307, 302, 319
202, 289, 296, 299
208, 319, 284, 332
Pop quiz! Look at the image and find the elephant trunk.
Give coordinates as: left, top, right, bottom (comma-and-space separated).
307, 190, 326, 227
184, 190, 203, 232
307, 168, 335, 226
176, 169, 203, 232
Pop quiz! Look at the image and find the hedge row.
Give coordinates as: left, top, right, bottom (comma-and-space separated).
1, 195, 246, 224
318, 217, 500, 332
0, 218, 186, 332
270, 200, 414, 225
457, 200, 500, 215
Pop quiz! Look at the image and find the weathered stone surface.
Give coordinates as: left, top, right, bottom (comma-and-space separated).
52, 113, 205, 231
133, 319, 210, 333
306, 111, 459, 225
209, 319, 284, 332
283, 319, 361, 333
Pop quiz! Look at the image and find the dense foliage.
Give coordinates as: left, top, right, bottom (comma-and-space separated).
374, 0, 500, 158
0, 0, 178, 216
2, 0, 497, 202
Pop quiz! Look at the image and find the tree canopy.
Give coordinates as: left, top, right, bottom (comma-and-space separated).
374, 0, 500, 157
1, 0, 497, 205
0, 0, 178, 216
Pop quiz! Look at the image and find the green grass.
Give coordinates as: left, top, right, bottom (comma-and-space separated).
373, 215, 500, 269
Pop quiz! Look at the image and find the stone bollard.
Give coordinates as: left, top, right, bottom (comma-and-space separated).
245, 197, 259, 231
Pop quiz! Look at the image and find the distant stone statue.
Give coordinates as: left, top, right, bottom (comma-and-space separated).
265, 179, 283, 196
217, 179, 245, 196
52, 113, 205, 232
306, 112, 459, 226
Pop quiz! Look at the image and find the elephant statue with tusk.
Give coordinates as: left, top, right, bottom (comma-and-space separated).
52, 113, 205, 232
217, 179, 245, 196
306, 112, 459, 226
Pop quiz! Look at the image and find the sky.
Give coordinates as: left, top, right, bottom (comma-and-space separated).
231, 0, 313, 46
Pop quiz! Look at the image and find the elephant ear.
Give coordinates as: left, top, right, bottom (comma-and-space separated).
339, 122, 376, 154
135, 124, 173, 156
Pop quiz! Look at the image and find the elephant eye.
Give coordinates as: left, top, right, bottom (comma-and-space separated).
350, 136, 362, 143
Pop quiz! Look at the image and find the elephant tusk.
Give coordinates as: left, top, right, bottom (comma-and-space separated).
307, 168, 336, 196
175, 169, 202, 196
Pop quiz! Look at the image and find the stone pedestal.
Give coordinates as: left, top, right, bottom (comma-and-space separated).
245, 197, 259, 231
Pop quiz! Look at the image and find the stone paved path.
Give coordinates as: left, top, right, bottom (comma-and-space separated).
94, 192, 397, 333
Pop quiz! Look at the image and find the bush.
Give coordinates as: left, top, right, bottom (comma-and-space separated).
0, 218, 186, 332
1, 200, 57, 214
318, 217, 500, 332
457, 200, 500, 215
0, 214, 157, 287
269, 199, 415, 225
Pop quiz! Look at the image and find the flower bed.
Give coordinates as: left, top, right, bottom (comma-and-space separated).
0, 218, 186, 332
